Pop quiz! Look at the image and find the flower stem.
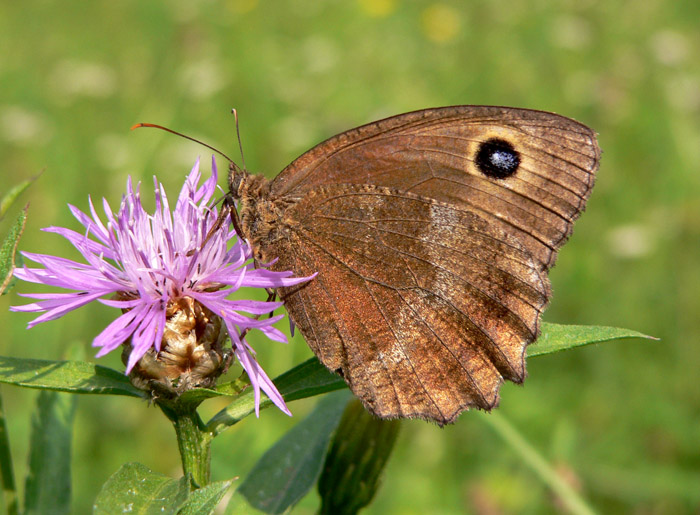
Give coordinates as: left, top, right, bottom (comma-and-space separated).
157, 400, 212, 488
476, 411, 596, 515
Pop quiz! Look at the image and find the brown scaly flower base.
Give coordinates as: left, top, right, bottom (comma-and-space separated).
122, 296, 232, 399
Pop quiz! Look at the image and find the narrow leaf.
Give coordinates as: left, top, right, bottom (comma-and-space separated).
235, 390, 352, 514
0, 177, 35, 218
318, 399, 401, 515
0, 389, 19, 515
270, 358, 347, 403
208, 323, 651, 433
178, 480, 233, 515
207, 358, 346, 434
529, 322, 657, 357
24, 390, 76, 515
93, 463, 190, 515
0, 357, 145, 398
0, 206, 27, 296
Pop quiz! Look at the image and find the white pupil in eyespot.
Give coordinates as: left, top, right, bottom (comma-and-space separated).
491, 150, 517, 169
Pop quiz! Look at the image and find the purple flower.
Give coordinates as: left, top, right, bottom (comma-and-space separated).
11, 157, 311, 416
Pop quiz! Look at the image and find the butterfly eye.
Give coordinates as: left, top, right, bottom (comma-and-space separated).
475, 138, 521, 179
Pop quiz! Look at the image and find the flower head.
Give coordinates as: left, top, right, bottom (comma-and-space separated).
12, 157, 310, 415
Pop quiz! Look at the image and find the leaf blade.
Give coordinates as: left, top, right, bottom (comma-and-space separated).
529, 322, 656, 357
0, 357, 145, 398
235, 390, 352, 514
0, 177, 35, 218
207, 357, 346, 434
178, 480, 234, 515
0, 389, 19, 515
93, 463, 190, 515
24, 390, 76, 515
0, 206, 27, 296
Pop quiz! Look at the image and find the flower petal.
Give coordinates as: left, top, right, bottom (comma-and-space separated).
12, 157, 313, 418
230, 330, 291, 417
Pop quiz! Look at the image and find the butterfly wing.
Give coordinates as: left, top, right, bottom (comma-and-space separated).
271, 106, 600, 269
267, 185, 550, 424
264, 106, 600, 424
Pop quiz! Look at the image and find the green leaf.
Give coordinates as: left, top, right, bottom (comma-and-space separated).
171, 369, 254, 405
207, 357, 346, 434
206, 323, 651, 433
318, 399, 401, 515
24, 390, 76, 515
0, 357, 145, 398
268, 357, 347, 403
0, 177, 35, 218
178, 480, 233, 515
178, 387, 226, 404
175, 375, 251, 408
529, 322, 657, 357
0, 389, 19, 515
235, 389, 352, 514
0, 206, 27, 296
93, 463, 190, 515
215, 374, 252, 397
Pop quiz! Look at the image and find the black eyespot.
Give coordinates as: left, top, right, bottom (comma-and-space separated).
475, 138, 521, 179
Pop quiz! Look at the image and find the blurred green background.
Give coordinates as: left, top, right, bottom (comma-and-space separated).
1, 0, 699, 513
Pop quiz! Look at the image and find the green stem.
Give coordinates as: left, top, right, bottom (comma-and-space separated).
158, 400, 213, 488
476, 411, 596, 515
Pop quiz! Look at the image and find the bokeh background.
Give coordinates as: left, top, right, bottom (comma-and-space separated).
1, 0, 699, 513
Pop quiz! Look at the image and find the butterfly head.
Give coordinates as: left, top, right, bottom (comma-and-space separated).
227, 160, 249, 201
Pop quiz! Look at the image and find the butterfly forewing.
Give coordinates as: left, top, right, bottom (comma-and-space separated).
271, 106, 599, 270
249, 106, 599, 424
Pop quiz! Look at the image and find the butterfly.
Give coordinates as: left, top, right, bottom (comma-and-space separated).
226, 106, 600, 425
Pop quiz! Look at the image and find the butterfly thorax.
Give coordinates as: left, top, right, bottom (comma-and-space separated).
236, 173, 291, 261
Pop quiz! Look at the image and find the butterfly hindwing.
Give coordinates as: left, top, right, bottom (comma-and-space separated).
270, 184, 550, 424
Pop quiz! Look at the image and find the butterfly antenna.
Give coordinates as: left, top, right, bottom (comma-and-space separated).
231, 108, 247, 171
130, 122, 236, 164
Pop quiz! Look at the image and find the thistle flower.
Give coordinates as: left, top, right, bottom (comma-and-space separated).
11, 157, 310, 416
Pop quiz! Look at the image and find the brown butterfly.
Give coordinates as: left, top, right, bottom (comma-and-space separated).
227, 106, 600, 425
